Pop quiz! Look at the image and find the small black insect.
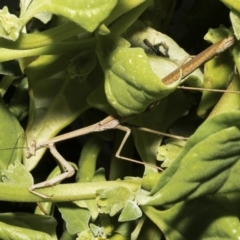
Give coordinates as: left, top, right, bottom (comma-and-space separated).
143, 39, 169, 57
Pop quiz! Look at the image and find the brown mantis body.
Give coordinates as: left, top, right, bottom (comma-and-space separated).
21, 36, 237, 197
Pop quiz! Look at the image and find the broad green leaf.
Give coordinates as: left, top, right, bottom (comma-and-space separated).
22, 0, 118, 33
57, 202, 91, 235
96, 186, 134, 216
1, 160, 33, 186
142, 195, 240, 240
0, 97, 24, 171
96, 34, 180, 116
140, 111, 240, 206
0, 212, 57, 240
118, 200, 142, 222
23, 55, 91, 170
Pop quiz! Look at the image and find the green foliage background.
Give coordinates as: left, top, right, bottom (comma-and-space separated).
0, 0, 240, 239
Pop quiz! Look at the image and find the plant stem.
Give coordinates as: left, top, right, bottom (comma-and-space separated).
0, 180, 140, 202
0, 38, 95, 62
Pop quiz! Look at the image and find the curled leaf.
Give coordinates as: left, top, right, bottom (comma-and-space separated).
96, 34, 179, 116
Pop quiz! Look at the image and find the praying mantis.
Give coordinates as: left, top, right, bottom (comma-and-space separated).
3, 35, 237, 198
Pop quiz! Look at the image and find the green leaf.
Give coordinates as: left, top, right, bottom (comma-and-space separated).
96, 34, 179, 116
142, 195, 240, 240
157, 139, 186, 168
0, 60, 22, 76
221, 0, 240, 15
87, 81, 118, 116
0, 7, 24, 41
230, 10, 240, 40
76, 136, 103, 183
197, 26, 234, 117
90, 224, 104, 237
67, 50, 97, 80
76, 156, 106, 221
140, 111, 240, 206
8, 77, 29, 120
57, 202, 91, 235
197, 54, 234, 117
0, 212, 57, 240
118, 200, 142, 222
1, 160, 33, 186
129, 89, 190, 167
96, 186, 134, 216
204, 25, 231, 43
124, 20, 204, 87
89, 215, 114, 238
23, 55, 91, 170
22, 0, 118, 33
20, 0, 33, 17
34, 12, 53, 24
0, 97, 24, 171
112, 221, 137, 239
209, 74, 240, 116
141, 173, 162, 192
134, 217, 163, 240
77, 229, 94, 240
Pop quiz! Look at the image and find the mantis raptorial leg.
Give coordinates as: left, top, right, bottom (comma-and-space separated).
27, 116, 122, 198
27, 114, 189, 198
